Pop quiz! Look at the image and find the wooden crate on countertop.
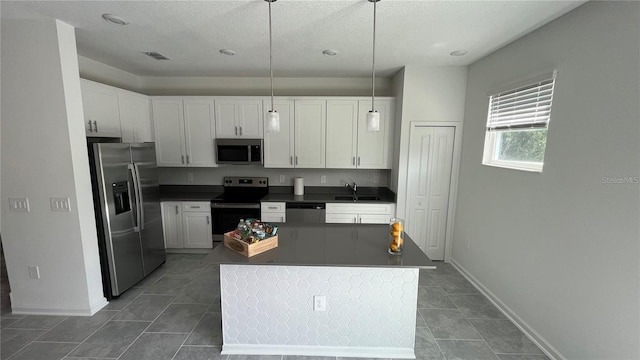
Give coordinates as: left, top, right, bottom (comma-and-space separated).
223, 231, 278, 257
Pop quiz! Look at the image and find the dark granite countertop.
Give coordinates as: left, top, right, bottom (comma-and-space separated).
159, 185, 222, 201
202, 223, 436, 269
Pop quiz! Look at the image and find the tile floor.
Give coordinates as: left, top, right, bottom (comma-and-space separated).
0, 253, 549, 360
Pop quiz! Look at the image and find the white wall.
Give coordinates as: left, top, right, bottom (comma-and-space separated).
452, 2, 639, 359
159, 167, 389, 188
393, 65, 467, 221
1, 19, 106, 315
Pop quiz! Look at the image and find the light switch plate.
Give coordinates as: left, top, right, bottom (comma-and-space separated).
50, 198, 71, 212
9, 198, 30, 212
28, 265, 40, 279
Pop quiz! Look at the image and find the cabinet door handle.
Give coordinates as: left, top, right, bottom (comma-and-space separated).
93, 121, 98, 132
352, 156, 355, 166
357, 157, 361, 166
239, 126, 243, 136
235, 126, 238, 136
186, 155, 190, 164
295, 156, 298, 165
175, 205, 179, 215
353, 217, 357, 223
87, 120, 93, 132
268, 206, 278, 210
190, 206, 200, 209
181, 155, 185, 164
290, 156, 293, 165
206, 216, 210, 225
359, 218, 362, 224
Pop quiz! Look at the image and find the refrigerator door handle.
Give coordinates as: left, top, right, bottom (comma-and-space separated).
128, 163, 142, 232
133, 163, 145, 230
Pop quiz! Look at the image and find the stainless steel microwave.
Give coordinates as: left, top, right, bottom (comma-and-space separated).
216, 139, 263, 165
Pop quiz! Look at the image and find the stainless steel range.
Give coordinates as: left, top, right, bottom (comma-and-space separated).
210, 176, 269, 246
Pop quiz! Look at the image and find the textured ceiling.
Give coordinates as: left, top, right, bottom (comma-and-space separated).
1, 0, 586, 78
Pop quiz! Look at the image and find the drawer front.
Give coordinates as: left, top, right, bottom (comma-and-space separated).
326, 203, 392, 215
182, 201, 210, 212
261, 202, 286, 213
261, 213, 286, 223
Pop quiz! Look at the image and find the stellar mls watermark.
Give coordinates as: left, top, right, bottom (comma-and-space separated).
601, 176, 639, 184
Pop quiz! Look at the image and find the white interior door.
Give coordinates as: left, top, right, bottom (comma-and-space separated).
405, 125, 454, 260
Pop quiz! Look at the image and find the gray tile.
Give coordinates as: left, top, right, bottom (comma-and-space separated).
1, 328, 47, 359
173, 345, 225, 360
133, 268, 167, 288
434, 274, 478, 294
173, 280, 220, 305
205, 294, 222, 312
470, 319, 545, 355
415, 326, 437, 349
6, 315, 67, 329
448, 294, 506, 320
38, 310, 117, 342
143, 275, 193, 295
119, 332, 187, 360
420, 309, 482, 340
283, 357, 334, 360
1, 317, 20, 329
166, 260, 206, 276
437, 340, 499, 360
431, 263, 460, 275
416, 311, 427, 327
497, 355, 550, 360
413, 345, 445, 360
185, 312, 222, 346
112, 294, 174, 321
8, 341, 78, 360
337, 358, 390, 360
68, 320, 150, 358
103, 286, 144, 311
419, 270, 440, 286
418, 287, 457, 309
147, 303, 208, 333
230, 356, 283, 360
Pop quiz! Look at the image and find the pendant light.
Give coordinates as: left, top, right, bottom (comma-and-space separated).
265, 0, 280, 133
366, 0, 381, 132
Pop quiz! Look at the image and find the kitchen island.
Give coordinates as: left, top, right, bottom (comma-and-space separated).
203, 224, 436, 359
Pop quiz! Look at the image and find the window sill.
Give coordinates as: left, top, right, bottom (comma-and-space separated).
482, 160, 543, 173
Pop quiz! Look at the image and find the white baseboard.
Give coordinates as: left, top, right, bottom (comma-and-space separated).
222, 344, 415, 359
10, 296, 108, 317
449, 258, 566, 360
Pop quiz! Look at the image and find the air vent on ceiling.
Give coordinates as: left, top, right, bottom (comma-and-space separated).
144, 51, 170, 60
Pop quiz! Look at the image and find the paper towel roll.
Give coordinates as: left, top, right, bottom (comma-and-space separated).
294, 177, 304, 195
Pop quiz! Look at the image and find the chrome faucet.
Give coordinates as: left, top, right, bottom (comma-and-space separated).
345, 181, 357, 199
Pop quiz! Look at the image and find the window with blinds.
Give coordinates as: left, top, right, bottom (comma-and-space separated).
482, 72, 557, 172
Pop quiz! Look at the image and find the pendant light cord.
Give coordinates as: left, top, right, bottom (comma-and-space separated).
269, 0, 275, 111
371, 0, 377, 112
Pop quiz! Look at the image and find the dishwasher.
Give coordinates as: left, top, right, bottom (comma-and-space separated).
286, 203, 326, 223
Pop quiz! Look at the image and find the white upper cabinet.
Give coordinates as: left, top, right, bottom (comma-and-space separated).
263, 100, 295, 168
81, 79, 121, 138
357, 99, 394, 169
326, 100, 359, 168
118, 90, 153, 143
215, 98, 263, 138
294, 100, 326, 168
152, 97, 216, 167
325, 98, 394, 169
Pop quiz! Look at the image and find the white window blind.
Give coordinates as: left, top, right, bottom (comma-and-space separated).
486, 74, 556, 131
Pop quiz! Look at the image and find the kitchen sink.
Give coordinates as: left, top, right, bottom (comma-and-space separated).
333, 195, 381, 201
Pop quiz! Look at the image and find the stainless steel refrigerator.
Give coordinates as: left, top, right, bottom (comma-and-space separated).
88, 142, 165, 299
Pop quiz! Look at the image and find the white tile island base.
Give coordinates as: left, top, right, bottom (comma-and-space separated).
220, 264, 419, 359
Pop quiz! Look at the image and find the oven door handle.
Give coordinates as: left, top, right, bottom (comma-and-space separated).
211, 203, 261, 209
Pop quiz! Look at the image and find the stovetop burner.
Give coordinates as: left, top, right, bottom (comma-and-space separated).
211, 176, 269, 204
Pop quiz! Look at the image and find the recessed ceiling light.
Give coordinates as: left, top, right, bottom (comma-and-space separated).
322, 49, 339, 56
219, 49, 236, 56
450, 50, 468, 57
101, 14, 129, 26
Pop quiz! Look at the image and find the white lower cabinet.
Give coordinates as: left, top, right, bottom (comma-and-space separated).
325, 203, 395, 224
261, 202, 286, 223
161, 201, 212, 249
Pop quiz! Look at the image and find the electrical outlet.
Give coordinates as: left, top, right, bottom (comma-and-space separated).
50, 197, 71, 212
320, 175, 326, 184
28, 265, 40, 280
279, 175, 285, 183
187, 172, 194, 182
9, 198, 30, 212
313, 295, 327, 312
